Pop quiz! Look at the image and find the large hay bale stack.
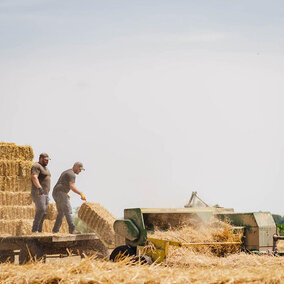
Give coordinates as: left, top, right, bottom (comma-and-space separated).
78, 202, 123, 248
0, 142, 69, 236
0, 143, 33, 194
0, 143, 35, 235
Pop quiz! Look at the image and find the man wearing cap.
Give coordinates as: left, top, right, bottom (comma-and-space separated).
31, 153, 51, 233
52, 162, 86, 234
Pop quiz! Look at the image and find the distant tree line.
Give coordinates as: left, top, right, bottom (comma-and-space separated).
273, 215, 284, 236
273, 215, 284, 225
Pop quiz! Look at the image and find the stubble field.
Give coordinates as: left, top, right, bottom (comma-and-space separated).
1, 252, 284, 284
1, 241, 284, 284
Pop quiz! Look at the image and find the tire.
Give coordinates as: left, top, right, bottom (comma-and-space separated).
109, 245, 136, 262
132, 255, 152, 265
0, 250, 15, 263
19, 242, 44, 265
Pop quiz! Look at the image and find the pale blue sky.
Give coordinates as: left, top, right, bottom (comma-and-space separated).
1, 1, 284, 216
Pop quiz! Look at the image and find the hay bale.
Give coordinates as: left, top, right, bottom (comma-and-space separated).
0, 219, 69, 236
78, 202, 116, 248
0, 143, 34, 161
42, 219, 69, 233
0, 205, 35, 219
46, 203, 57, 220
0, 160, 34, 177
0, 176, 32, 192
16, 219, 33, 236
0, 219, 33, 235
0, 218, 69, 236
0, 192, 32, 205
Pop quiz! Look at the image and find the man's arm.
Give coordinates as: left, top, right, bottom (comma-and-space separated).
31, 174, 42, 189
69, 182, 86, 201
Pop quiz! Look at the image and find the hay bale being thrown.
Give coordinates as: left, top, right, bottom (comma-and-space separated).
78, 202, 117, 248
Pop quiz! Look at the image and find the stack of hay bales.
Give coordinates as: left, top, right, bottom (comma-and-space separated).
0, 142, 68, 235
78, 202, 124, 248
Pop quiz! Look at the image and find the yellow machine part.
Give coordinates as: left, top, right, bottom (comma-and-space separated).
138, 237, 242, 263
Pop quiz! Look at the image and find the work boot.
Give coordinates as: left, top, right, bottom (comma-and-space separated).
70, 229, 81, 234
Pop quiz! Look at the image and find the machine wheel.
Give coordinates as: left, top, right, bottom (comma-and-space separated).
0, 250, 15, 263
110, 245, 136, 262
132, 255, 153, 265
19, 242, 44, 265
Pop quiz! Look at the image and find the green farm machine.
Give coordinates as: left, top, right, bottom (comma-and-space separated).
110, 192, 277, 263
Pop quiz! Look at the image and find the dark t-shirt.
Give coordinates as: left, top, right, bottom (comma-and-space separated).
53, 169, 76, 194
31, 162, 51, 194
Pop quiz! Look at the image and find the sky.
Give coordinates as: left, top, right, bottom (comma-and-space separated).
1, 0, 284, 217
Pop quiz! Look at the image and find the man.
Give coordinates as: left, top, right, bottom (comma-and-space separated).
52, 162, 86, 234
31, 153, 51, 233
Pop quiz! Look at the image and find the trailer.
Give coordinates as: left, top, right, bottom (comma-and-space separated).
0, 233, 108, 264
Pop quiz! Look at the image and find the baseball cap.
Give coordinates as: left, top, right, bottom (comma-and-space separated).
74, 161, 85, 171
39, 153, 51, 160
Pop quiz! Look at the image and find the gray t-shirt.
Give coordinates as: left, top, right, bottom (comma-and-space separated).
31, 162, 51, 194
53, 169, 76, 193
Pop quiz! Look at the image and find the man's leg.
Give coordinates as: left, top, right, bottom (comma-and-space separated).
31, 190, 47, 232
52, 192, 65, 233
38, 195, 49, 232
63, 197, 76, 233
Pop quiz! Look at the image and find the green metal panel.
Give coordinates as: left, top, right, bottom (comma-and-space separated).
113, 219, 140, 241
124, 208, 148, 247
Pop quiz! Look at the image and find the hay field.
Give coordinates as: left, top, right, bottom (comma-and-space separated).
1, 253, 284, 283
